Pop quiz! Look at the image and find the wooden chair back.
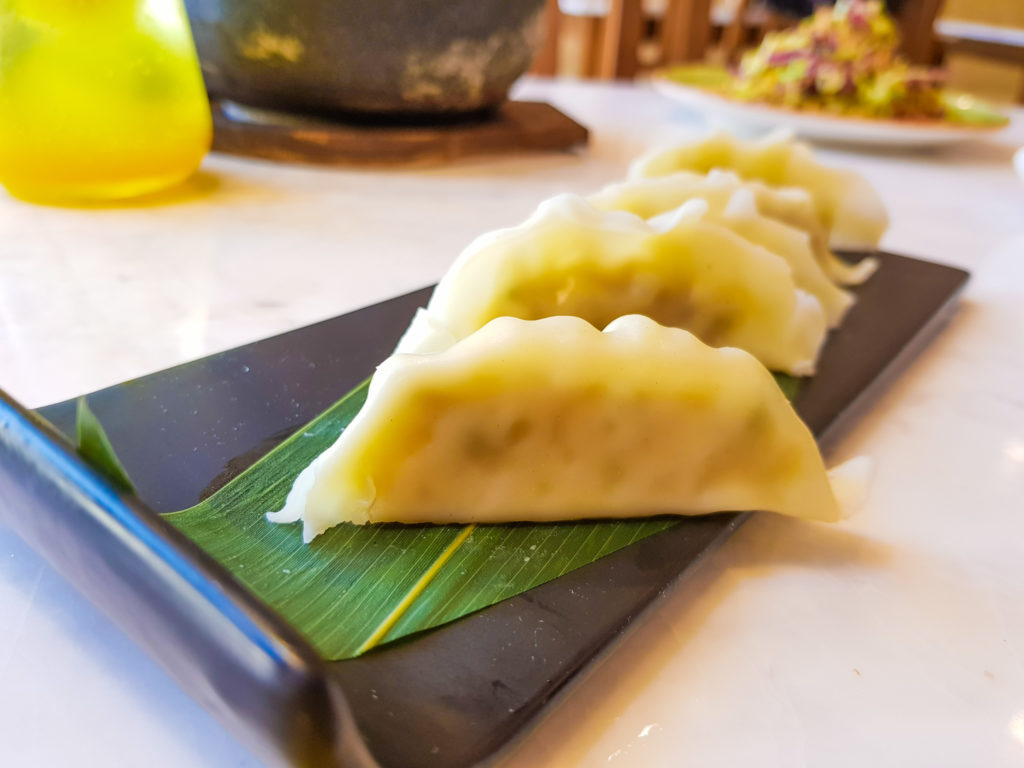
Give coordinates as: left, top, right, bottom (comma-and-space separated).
898, 0, 945, 64
530, 0, 713, 79
530, 0, 647, 79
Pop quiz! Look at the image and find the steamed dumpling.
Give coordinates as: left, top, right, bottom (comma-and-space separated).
592, 175, 855, 324
396, 193, 828, 376
629, 131, 889, 253
591, 169, 877, 287
676, 189, 853, 326
268, 315, 864, 540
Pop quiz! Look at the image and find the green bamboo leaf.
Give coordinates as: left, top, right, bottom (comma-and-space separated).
166, 372, 800, 660
76, 397, 136, 493
773, 372, 801, 400
165, 379, 680, 659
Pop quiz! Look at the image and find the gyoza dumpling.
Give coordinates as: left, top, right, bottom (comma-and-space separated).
269, 315, 865, 541
592, 175, 855, 324
396, 193, 828, 375
657, 191, 854, 326
591, 169, 877, 287
628, 131, 889, 253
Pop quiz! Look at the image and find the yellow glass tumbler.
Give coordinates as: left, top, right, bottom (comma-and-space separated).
0, 0, 212, 203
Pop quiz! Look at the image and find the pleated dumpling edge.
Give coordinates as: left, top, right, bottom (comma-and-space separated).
627, 130, 889, 252
396, 192, 828, 376
269, 315, 864, 541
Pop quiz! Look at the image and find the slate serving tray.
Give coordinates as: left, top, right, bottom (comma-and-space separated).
0, 252, 967, 768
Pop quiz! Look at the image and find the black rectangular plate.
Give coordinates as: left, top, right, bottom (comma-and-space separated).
0, 252, 967, 768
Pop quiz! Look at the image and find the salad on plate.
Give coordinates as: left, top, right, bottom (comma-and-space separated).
733, 0, 943, 119
658, 0, 1008, 132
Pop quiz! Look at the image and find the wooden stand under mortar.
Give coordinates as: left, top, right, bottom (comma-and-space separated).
210, 100, 589, 167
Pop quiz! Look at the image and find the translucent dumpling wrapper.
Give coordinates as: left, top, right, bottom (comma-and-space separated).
268, 315, 867, 541
628, 131, 889, 255
395, 193, 828, 376
681, 189, 853, 326
592, 175, 855, 324
591, 168, 877, 287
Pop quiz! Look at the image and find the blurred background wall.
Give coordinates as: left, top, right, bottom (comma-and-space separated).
944, 0, 1024, 102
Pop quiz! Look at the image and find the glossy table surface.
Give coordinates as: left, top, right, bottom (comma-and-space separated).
2, 78, 1024, 767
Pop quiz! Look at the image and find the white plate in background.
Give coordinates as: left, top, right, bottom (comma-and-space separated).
653, 70, 1009, 149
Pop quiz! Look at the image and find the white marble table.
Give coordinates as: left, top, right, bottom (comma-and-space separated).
2, 78, 1024, 767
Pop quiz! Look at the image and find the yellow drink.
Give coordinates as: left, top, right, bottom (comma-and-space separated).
0, 0, 212, 203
